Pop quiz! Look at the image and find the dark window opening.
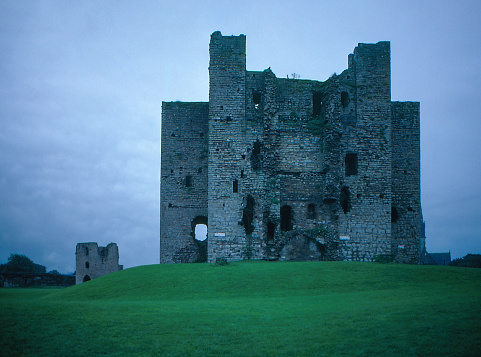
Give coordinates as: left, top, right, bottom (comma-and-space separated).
345, 153, 358, 176
323, 197, 337, 205
241, 170, 245, 178
408, 207, 414, 212
307, 203, 317, 219
168, 203, 173, 208
171, 133, 176, 137
226, 116, 232, 122
280, 205, 293, 232
341, 91, 350, 108
379, 194, 384, 199
200, 132, 204, 137
198, 168, 203, 173
313, 92, 323, 116
85, 262, 89, 269
267, 220, 276, 243
242, 195, 255, 235
220, 105, 223, 110
340, 187, 351, 214
186, 175, 193, 187
251, 140, 262, 170
85, 247, 89, 255
233, 179, 239, 193
391, 206, 399, 223
253, 91, 262, 109
83, 275, 91, 282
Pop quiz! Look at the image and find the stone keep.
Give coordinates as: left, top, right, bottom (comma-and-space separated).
160, 31, 421, 264
76, 242, 123, 284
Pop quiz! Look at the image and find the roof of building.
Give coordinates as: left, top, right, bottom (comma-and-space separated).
423, 252, 451, 266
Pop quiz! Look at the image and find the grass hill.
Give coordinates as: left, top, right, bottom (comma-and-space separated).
1, 261, 480, 356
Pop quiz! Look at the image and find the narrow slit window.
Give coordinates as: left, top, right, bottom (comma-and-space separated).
251, 140, 262, 170
242, 195, 255, 234
280, 205, 293, 232
267, 220, 276, 243
186, 175, 193, 187
341, 91, 350, 108
345, 153, 358, 176
233, 179, 238, 193
391, 206, 399, 223
313, 92, 323, 116
253, 91, 262, 109
307, 203, 317, 219
340, 187, 351, 214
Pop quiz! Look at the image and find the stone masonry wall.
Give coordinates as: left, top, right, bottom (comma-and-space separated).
160, 102, 208, 263
208, 32, 255, 262
391, 101, 421, 263
335, 42, 393, 261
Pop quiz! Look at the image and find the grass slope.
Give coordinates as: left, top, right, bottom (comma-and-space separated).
1, 261, 480, 356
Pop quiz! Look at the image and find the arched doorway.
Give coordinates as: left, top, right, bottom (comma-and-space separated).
192, 216, 208, 262
83, 275, 91, 282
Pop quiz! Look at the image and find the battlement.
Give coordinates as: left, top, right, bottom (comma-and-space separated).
160, 32, 421, 264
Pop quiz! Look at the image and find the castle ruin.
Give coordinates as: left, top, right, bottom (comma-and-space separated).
160, 31, 422, 264
75, 242, 123, 284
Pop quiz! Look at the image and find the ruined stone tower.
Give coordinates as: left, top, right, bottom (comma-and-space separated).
75, 242, 123, 284
160, 31, 421, 264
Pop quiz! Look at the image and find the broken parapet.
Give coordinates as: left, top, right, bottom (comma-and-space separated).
75, 242, 123, 284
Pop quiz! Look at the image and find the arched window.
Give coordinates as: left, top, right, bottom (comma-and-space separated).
85, 262, 89, 269
192, 216, 208, 242
192, 216, 208, 263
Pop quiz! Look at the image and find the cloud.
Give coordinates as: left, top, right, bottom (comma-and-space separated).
1, 1, 480, 272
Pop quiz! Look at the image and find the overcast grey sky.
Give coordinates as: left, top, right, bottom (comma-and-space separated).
1, 0, 480, 273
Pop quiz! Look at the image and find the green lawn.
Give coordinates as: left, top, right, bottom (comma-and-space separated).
1, 261, 480, 356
